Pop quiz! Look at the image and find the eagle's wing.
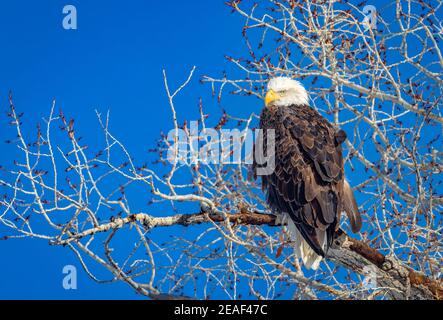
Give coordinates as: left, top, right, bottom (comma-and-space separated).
257, 106, 348, 257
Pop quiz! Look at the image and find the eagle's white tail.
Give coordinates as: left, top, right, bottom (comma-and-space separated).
282, 213, 325, 270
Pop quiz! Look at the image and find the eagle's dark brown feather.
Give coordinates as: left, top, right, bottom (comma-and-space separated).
254, 104, 360, 257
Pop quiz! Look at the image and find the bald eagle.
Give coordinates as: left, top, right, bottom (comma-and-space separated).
254, 77, 362, 269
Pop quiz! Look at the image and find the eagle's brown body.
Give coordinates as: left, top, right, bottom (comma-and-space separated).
256, 103, 361, 258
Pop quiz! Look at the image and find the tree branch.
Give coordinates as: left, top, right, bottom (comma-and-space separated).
53, 210, 442, 300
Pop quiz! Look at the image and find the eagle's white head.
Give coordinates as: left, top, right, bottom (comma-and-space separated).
265, 77, 309, 107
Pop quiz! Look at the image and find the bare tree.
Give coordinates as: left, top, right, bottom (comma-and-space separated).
0, 0, 442, 299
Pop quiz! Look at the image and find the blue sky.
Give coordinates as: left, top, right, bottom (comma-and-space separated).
0, 0, 434, 300
0, 0, 254, 299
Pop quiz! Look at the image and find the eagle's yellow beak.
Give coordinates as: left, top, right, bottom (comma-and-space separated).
264, 89, 279, 106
